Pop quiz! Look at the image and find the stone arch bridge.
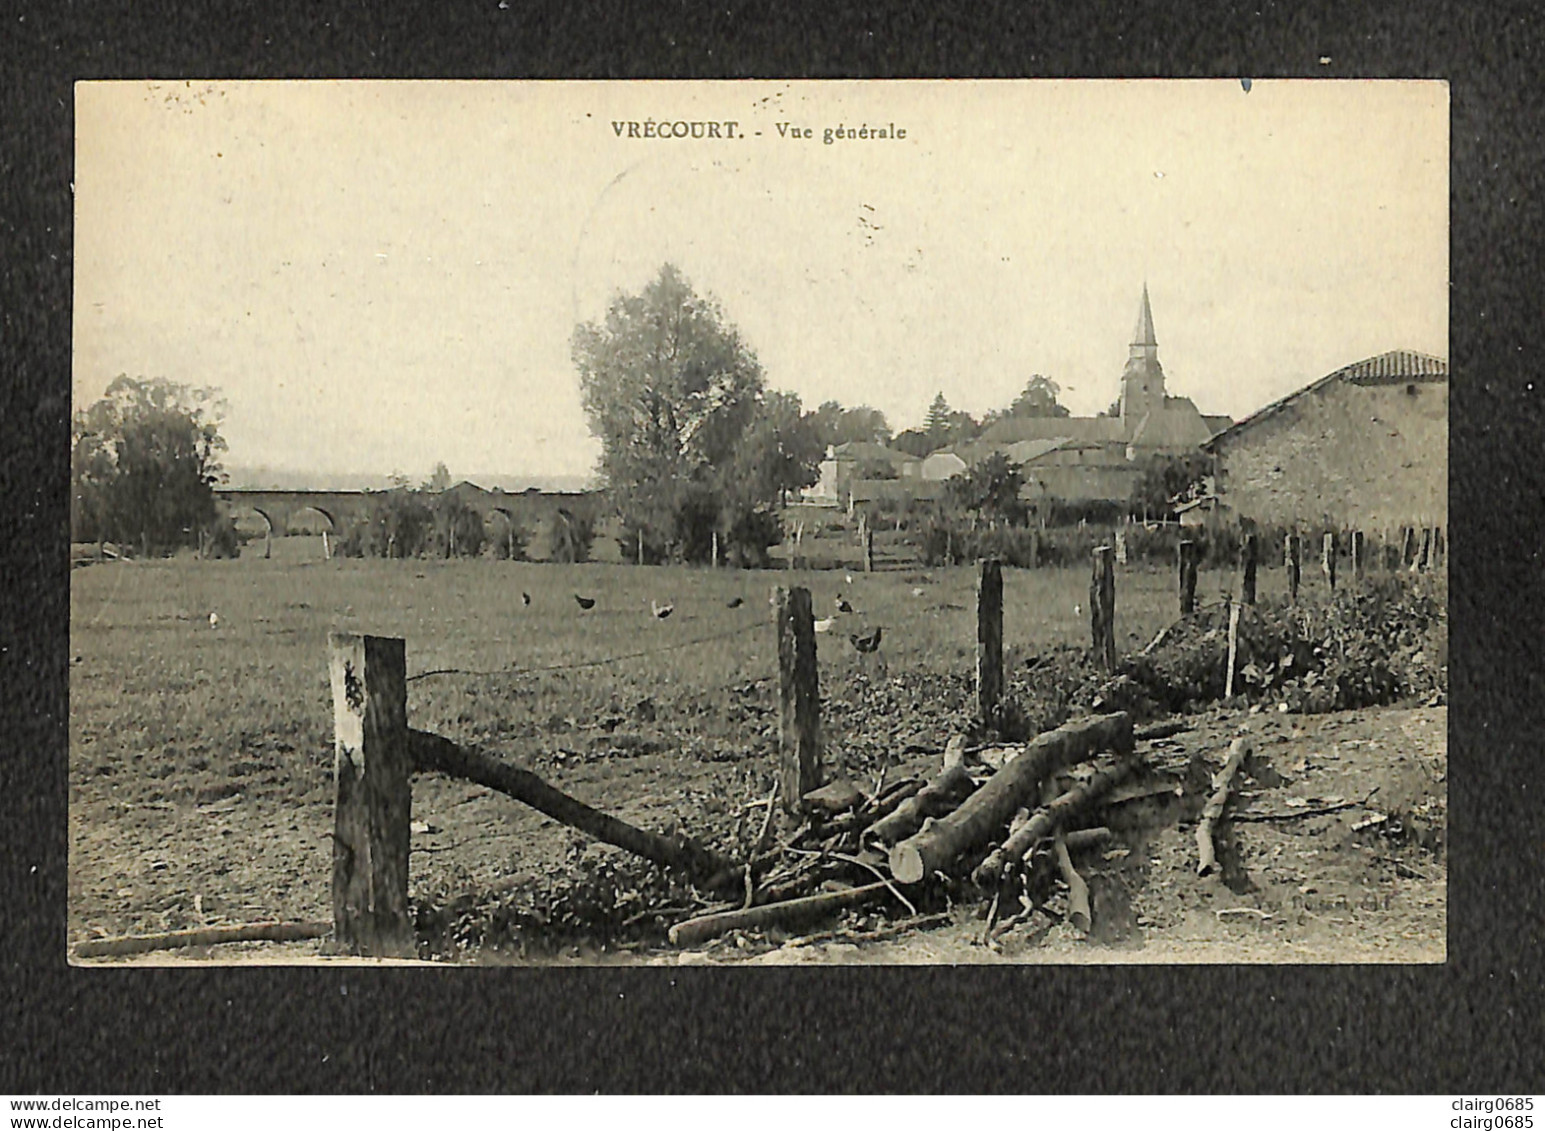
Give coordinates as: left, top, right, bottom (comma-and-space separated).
217, 485, 605, 557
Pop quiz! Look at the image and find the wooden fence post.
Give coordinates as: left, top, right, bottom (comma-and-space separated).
774, 587, 822, 813
863, 524, 874, 573
1433, 526, 1445, 569
1286, 532, 1301, 603
1351, 530, 1364, 582
1114, 529, 1128, 566
1091, 546, 1116, 673
1322, 531, 1337, 593
1178, 539, 1198, 617
1238, 532, 1258, 605
328, 633, 412, 956
977, 559, 1003, 725
711, 529, 719, 569
1224, 598, 1241, 699
637, 527, 644, 567
1400, 525, 1415, 569
1417, 527, 1432, 572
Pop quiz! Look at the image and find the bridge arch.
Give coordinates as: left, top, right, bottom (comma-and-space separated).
484, 506, 524, 560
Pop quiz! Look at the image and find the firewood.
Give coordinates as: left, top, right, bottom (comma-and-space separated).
1196, 737, 1253, 876
888, 713, 1133, 885
867, 762, 976, 846
1052, 834, 1090, 933
971, 756, 1137, 887
668, 881, 892, 948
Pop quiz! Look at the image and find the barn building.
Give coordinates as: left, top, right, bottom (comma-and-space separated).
1201, 349, 1448, 530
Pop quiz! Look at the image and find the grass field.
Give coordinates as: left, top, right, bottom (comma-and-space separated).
70, 536, 1427, 959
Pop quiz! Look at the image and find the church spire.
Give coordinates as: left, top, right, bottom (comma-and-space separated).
1119, 283, 1165, 424
1131, 282, 1157, 352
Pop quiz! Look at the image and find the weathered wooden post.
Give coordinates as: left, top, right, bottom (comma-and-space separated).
774, 586, 822, 813
1351, 530, 1364, 582
1417, 527, 1432, 572
863, 524, 874, 573
1433, 525, 1445, 568
711, 529, 719, 569
977, 559, 1003, 725
637, 527, 645, 567
1238, 532, 1258, 605
1178, 539, 1199, 616
1029, 528, 1040, 569
1322, 531, 1337, 592
1286, 532, 1301, 603
1224, 598, 1241, 699
1400, 525, 1415, 570
328, 633, 412, 956
1114, 529, 1128, 566
1091, 545, 1116, 673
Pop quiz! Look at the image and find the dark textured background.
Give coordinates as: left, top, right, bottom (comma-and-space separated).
3, 0, 1542, 1095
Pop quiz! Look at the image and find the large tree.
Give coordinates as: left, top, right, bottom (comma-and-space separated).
574, 264, 781, 562
726, 390, 826, 509
1006, 374, 1071, 419
71, 376, 227, 555
812, 400, 892, 448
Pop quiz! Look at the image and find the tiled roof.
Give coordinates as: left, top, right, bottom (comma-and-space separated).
1205, 350, 1448, 451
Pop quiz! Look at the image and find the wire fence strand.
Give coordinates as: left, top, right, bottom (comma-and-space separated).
404, 614, 767, 683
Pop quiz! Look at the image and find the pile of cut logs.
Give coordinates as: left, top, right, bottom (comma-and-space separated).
664, 711, 1211, 948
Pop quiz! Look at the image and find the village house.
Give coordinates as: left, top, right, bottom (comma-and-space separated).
1201, 349, 1448, 531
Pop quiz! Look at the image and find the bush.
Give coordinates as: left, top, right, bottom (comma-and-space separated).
203, 513, 242, 559
490, 517, 531, 561
1124, 575, 1447, 714
723, 506, 783, 569
546, 509, 592, 563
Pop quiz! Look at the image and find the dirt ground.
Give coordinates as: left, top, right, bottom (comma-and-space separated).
70, 701, 1445, 966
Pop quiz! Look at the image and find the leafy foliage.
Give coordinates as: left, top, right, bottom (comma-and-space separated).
1130, 452, 1214, 518
943, 451, 1027, 526
71, 376, 229, 555
575, 264, 821, 566
546, 508, 592, 563
812, 401, 892, 447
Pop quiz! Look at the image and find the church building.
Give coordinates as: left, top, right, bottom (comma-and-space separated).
961, 286, 1230, 506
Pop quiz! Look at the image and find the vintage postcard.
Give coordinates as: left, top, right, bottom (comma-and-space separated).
70, 79, 1447, 965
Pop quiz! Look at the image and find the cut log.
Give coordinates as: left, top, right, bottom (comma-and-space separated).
971, 755, 1138, 886
668, 881, 891, 947
1196, 737, 1253, 876
1224, 599, 1242, 699
74, 920, 331, 959
867, 762, 976, 846
1052, 834, 1090, 933
888, 712, 1132, 885
409, 730, 736, 886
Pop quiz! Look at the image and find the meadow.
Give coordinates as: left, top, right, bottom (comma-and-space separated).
67, 535, 1350, 954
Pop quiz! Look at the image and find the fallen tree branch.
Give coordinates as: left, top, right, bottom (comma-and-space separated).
409, 729, 737, 888
1231, 789, 1379, 824
74, 919, 331, 959
1052, 834, 1090, 933
888, 713, 1133, 886
1134, 720, 1192, 742
786, 847, 917, 916
1197, 737, 1253, 876
668, 881, 893, 948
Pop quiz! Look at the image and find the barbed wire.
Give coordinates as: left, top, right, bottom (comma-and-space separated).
405, 614, 767, 683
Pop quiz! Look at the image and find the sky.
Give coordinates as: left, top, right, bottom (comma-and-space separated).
73, 80, 1448, 487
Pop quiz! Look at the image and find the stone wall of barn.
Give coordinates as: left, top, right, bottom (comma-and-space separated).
1213, 377, 1447, 530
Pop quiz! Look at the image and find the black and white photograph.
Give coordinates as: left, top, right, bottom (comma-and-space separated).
68, 79, 1448, 966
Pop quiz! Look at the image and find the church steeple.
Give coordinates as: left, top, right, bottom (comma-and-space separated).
1131, 282, 1158, 355
1119, 283, 1166, 424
